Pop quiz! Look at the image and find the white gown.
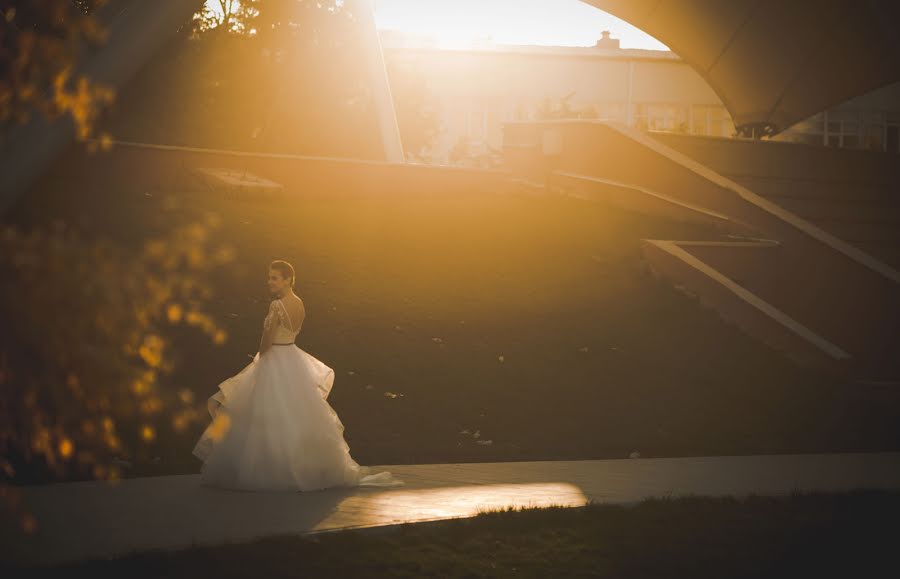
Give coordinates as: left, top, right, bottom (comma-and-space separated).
193, 298, 402, 491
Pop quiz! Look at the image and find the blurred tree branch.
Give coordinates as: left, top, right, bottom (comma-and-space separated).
0, 216, 235, 529
0, 0, 115, 140
0, 0, 235, 537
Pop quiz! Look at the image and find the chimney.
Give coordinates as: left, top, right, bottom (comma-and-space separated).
595, 30, 620, 49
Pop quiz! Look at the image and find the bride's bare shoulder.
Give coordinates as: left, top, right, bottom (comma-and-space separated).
285, 294, 305, 313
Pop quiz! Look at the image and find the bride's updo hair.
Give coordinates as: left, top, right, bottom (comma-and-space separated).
269, 260, 295, 287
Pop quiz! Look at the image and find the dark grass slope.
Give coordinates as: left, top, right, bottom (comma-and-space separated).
11, 490, 900, 578
10, 162, 900, 477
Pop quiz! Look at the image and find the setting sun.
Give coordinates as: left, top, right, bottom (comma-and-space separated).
203, 0, 669, 49
374, 0, 669, 50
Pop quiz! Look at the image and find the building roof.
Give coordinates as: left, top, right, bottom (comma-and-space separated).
380, 36, 680, 64
583, 0, 900, 135
379, 29, 678, 61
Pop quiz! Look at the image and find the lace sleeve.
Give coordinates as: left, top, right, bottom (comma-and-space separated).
262, 301, 277, 332
263, 300, 290, 332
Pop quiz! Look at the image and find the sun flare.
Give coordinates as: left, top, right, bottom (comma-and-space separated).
374, 0, 669, 50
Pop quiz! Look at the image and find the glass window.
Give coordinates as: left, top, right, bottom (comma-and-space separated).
887, 125, 900, 153
642, 103, 689, 133
597, 102, 625, 123
864, 111, 886, 125
797, 113, 825, 134
721, 118, 736, 138
691, 105, 708, 135
864, 125, 884, 151
795, 133, 825, 146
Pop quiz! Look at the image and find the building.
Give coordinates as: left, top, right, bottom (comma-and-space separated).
776, 83, 900, 152
380, 31, 900, 164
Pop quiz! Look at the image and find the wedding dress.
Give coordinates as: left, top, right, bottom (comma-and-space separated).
193, 298, 402, 491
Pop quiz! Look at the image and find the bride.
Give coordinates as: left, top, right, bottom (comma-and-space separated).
193, 260, 402, 491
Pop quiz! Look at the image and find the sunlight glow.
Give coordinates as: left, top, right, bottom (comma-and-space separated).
375, 0, 669, 50
317, 482, 589, 531
201, 1, 669, 50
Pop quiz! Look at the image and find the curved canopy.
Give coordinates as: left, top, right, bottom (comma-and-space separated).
584, 0, 900, 135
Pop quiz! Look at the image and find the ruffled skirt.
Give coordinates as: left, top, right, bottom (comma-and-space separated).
193, 346, 401, 491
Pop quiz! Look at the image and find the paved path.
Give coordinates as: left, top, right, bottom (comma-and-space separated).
4, 452, 900, 567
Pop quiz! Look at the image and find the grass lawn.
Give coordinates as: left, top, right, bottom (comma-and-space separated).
9, 490, 899, 578
9, 158, 900, 480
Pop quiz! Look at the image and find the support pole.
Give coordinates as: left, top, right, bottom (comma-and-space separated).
354, 0, 405, 163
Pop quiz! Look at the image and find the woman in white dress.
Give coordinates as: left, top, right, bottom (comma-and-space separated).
193, 260, 402, 491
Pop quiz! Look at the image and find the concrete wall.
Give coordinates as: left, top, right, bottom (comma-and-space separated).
504, 121, 900, 378
653, 133, 900, 270
45, 142, 512, 202
653, 133, 900, 186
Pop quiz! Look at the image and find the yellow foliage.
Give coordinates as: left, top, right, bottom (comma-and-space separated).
104, 434, 122, 452
138, 334, 165, 368
143, 240, 166, 258
185, 310, 204, 325
22, 514, 38, 535
49, 68, 115, 142
139, 397, 163, 415
205, 213, 223, 228
187, 246, 204, 266
186, 224, 208, 242
166, 303, 184, 324
34, 428, 51, 452
2, 214, 229, 483
66, 374, 83, 398
58, 438, 74, 459
141, 425, 156, 442
107, 466, 122, 483
172, 414, 188, 433
215, 246, 236, 264
131, 379, 150, 396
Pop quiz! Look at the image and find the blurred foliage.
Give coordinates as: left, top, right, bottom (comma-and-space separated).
98, 0, 385, 158
536, 93, 599, 121
0, 0, 416, 156
104, 0, 435, 160
193, 0, 256, 35
0, 0, 114, 140
448, 136, 503, 169
0, 216, 235, 525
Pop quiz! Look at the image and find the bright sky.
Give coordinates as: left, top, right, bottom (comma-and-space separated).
373, 0, 669, 50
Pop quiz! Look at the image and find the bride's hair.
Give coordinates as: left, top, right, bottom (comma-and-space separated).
269, 260, 295, 287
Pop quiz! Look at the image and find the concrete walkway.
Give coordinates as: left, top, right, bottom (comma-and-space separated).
4, 452, 900, 567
